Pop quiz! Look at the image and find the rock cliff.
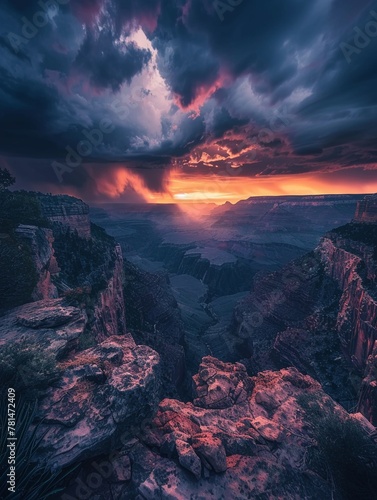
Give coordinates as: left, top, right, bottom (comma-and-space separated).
15, 225, 59, 301
233, 219, 377, 424
354, 193, 377, 223
38, 194, 91, 239
317, 226, 377, 424
91, 244, 127, 341
52, 222, 127, 342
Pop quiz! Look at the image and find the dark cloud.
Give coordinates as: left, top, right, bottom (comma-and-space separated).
74, 29, 151, 91
0, 0, 376, 198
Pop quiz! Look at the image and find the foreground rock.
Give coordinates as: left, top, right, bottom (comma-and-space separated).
60, 356, 376, 499
125, 358, 375, 499
0, 298, 86, 360
35, 336, 160, 467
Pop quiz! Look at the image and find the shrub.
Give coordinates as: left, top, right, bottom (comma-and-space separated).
298, 393, 377, 499
0, 190, 48, 232
52, 223, 116, 291
77, 330, 97, 351
0, 395, 75, 499
0, 339, 59, 396
0, 236, 38, 310
63, 286, 92, 306
0, 168, 15, 190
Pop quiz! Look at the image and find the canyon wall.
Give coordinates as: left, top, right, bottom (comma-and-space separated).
39, 194, 91, 239
317, 233, 377, 424
231, 223, 377, 421
91, 244, 127, 340
354, 194, 377, 223
15, 224, 59, 301
14, 196, 127, 341
317, 237, 377, 369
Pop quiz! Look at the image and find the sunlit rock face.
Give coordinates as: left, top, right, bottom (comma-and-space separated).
317, 230, 377, 425
92, 244, 127, 341
15, 225, 59, 301
38, 194, 91, 239
118, 357, 373, 499
354, 194, 377, 223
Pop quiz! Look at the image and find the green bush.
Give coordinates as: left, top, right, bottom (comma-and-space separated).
298, 393, 377, 499
52, 222, 116, 291
0, 339, 59, 396
0, 190, 48, 232
0, 236, 38, 310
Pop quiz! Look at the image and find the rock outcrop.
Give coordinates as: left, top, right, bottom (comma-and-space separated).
35, 336, 160, 467
38, 194, 91, 239
63, 357, 375, 499
15, 225, 59, 301
0, 298, 86, 360
91, 245, 127, 341
354, 193, 377, 223
0, 298, 161, 469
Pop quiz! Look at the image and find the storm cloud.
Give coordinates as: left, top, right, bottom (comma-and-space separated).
0, 0, 376, 198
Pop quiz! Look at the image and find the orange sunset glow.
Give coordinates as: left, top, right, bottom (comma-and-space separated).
95, 167, 377, 205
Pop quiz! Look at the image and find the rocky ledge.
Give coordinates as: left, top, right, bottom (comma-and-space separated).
0, 298, 86, 360
60, 356, 377, 499
35, 336, 160, 467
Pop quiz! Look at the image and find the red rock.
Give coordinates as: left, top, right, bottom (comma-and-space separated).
192, 433, 227, 473
175, 439, 202, 479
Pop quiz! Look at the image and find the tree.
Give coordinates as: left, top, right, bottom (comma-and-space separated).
0, 168, 15, 190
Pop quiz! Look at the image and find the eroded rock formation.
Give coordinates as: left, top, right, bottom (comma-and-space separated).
354, 193, 377, 223
35, 336, 160, 467
15, 225, 59, 300
38, 194, 91, 239
60, 357, 376, 499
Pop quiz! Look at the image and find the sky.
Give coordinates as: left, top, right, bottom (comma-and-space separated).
1, 0, 377, 204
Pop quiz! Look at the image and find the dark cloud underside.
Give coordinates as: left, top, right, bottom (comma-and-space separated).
0, 0, 376, 196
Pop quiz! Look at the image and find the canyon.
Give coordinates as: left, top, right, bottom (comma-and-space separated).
0, 192, 376, 499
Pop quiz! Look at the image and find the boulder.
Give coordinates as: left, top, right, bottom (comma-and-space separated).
193, 356, 254, 409
0, 298, 86, 360
191, 433, 227, 472
175, 439, 202, 479
34, 336, 161, 467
